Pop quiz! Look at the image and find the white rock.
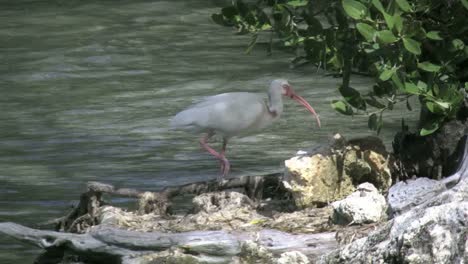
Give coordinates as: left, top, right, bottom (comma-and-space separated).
319, 176, 468, 264
332, 182, 387, 224
276, 251, 310, 264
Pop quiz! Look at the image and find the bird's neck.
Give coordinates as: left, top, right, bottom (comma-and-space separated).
267, 92, 283, 117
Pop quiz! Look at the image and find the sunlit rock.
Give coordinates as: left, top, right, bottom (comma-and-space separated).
277, 251, 310, 264
283, 134, 392, 208
283, 154, 355, 208
332, 183, 387, 225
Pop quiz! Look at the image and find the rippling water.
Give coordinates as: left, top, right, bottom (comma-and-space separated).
0, 0, 417, 262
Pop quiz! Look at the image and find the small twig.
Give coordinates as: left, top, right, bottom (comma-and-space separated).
69, 214, 93, 233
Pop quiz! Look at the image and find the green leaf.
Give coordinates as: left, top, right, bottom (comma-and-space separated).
377, 30, 398, 43
371, 0, 385, 13
211, 14, 228, 26
462, 0, 468, 10
403, 21, 425, 38
383, 12, 395, 29
244, 12, 257, 25
339, 85, 367, 110
377, 113, 383, 134
426, 31, 442, 40
425, 101, 448, 114
305, 16, 323, 32
342, 0, 368, 20
379, 68, 396, 81
439, 75, 449, 82
331, 100, 354, 115
368, 113, 378, 130
356, 23, 376, 41
406, 99, 412, 111
432, 83, 440, 96
417, 80, 428, 91
404, 82, 420, 94
435, 101, 451, 109
452, 39, 465, 50
402, 37, 421, 55
391, 74, 405, 91
394, 15, 403, 33
365, 96, 386, 109
417, 61, 441, 72
287, 0, 309, 7
420, 121, 440, 136
395, 0, 411, 12
221, 6, 238, 19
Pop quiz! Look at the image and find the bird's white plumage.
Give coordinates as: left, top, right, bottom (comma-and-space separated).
169, 79, 321, 178
170, 92, 280, 138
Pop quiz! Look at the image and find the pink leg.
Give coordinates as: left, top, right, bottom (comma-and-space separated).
219, 138, 230, 177
199, 133, 230, 179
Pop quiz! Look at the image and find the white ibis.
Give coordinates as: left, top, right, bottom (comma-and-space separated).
170, 79, 321, 179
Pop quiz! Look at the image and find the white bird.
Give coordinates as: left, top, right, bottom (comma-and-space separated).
171, 79, 321, 179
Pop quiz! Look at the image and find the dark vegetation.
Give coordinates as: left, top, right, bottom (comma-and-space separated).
212, 0, 468, 136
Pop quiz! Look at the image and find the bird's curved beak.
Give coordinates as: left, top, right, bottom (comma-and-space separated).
290, 93, 321, 128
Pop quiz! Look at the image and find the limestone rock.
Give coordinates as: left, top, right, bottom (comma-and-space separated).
95, 191, 334, 234
238, 240, 274, 264
318, 176, 468, 264
359, 150, 392, 191
178, 191, 266, 232
332, 183, 387, 225
283, 134, 391, 208
276, 251, 310, 264
388, 177, 446, 215
237, 242, 311, 264
283, 154, 355, 208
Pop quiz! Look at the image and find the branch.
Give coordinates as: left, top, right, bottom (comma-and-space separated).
0, 222, 337, 262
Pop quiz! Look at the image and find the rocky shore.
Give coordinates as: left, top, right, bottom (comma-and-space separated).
1, 133, 467, 263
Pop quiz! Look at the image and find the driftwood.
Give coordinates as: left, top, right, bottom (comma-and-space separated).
85, 172, 283, 201
49, 172, 284, 232
0, 222, 337, 264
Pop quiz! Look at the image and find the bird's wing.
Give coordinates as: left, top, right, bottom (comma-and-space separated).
190, 92, 264, 109
170, 92, 267, 136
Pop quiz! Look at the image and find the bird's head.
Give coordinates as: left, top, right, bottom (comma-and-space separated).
271, 79, 293, 97
271, 79, 321, 128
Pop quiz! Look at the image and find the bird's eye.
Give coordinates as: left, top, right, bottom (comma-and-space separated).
282, 84, 290, 95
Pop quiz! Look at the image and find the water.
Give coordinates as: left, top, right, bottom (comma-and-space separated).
0, 0, 417, 262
